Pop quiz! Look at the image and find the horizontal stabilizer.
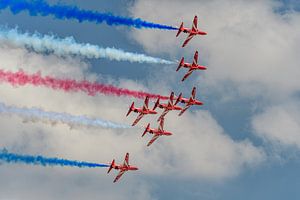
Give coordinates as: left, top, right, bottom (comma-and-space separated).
153, 97, 160, 110
107, 159, 115, 173
176, 22, 184, 37
126, 102, 134, 116
175, 93, 182, 105
142, 123, 150, 137
176, 57, 184, 71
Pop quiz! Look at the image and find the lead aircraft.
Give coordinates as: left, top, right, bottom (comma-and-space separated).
154, 92, 182, 122
176, 15, 207, 47
107, 153, 138, 183
175, 87, 204, 116
142, 118, 172, 147
126, 96, 157, 126
177, 51, 207, 81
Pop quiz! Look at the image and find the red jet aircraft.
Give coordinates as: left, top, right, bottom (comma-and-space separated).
126, 96, 157, 126
154, 92, 182, 122
176, 15, 207, 47
175, 87, 204, 116
177, 51, 207, 81
142, 118, 172, 147
107, 153, 138, 183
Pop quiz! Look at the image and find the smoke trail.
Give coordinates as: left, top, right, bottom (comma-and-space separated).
0, 69, 169, 100
0, 27, 174, 64
0, 149, 109, 168
0, 0, 177, 30
0, 102, 130, 129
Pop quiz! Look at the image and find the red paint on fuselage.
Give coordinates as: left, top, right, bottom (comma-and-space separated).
133, 108, 157, 115
148, 128, 173, 136
178, 97, 204, 106
157, 103, 182, 111
182, 63, 207, 70
182, 28, 207, 35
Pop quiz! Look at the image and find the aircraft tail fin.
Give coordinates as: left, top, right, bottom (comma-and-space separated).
176, 57, 184, 71
107, 159, 115, 174
142, 123, 150, 137
176, 22, 184, 37
126, 102, 134, 116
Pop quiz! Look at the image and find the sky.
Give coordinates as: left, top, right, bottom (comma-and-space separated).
0, 0, 299, 199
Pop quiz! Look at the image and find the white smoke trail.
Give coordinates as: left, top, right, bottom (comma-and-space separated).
0, 102, 130, 129
0, 27, 174, 64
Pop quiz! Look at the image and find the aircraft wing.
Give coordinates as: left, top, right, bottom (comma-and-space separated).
182, 33, 194, 47
123, 153, 129, 167
147, 134, 160, 146
191, 87, 196, 99
178, 105, 191, 116
113, 170, 126, 183
192, 15, 198, 31
181, 69, 194, 81
132, 113, 144, 126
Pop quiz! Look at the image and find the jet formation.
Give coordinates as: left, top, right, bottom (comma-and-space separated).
112, 15, 207, 182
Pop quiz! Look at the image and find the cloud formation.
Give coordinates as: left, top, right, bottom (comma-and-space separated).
0, 32, 265, 199
252, 100, 300, 149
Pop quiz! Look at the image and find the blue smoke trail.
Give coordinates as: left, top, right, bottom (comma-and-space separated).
0, 102, 130, 129
0, 149, 109, 168
0, 27, 174, 64
0, 0, 177, 30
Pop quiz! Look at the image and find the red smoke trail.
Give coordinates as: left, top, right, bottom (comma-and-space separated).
0, 69, 169, 100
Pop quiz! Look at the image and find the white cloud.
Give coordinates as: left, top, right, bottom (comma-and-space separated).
252, 100, 300, 149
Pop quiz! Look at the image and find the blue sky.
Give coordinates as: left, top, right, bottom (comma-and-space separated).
0, 0, 299, 199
